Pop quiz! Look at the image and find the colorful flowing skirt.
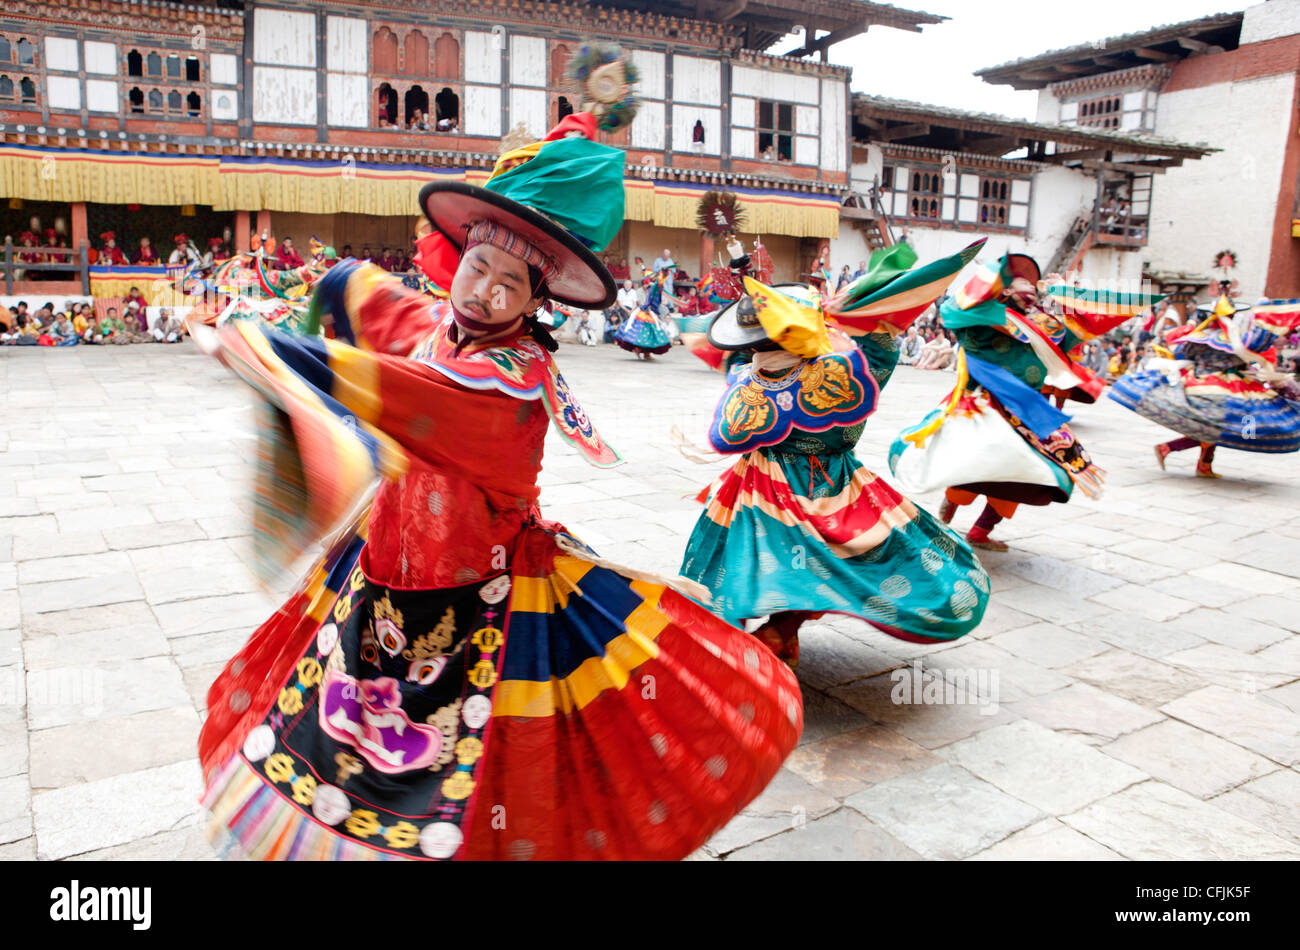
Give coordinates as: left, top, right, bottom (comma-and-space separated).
614, 309, 672, 355
681, 447, 990, 644
199, 516, 802, 861
1110, 367, 1300, 453
890, 390, 1100, 506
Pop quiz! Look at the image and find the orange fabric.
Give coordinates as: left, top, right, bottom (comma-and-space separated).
944, 488, 1018, 519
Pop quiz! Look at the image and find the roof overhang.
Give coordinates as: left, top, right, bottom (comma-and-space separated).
852, 93, 1217, 165
975, 11, 1244, 90
580, 0, 946, 53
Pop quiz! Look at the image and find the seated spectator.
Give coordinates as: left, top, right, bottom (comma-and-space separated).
915, 330, 955, 370
38, 312, 76, 346
836, 265, 852, 291
98, 231, 130, 267
122, 303, 151, 341
70, 303, 91, 338
276, 237, 305, 270
169, 234, 201, 267
360, 245, 373, 262
341, 244, 354, 260
132, 235, 159, 265
0, 311, 20, 344
152, 308, 184, 343
100, 307, 128, 344
898, 325, 924, 365
10, 313, 41, 345
378, 116, 390, 129
123, 287, 148, 312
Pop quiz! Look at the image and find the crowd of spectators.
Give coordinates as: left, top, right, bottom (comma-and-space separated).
1, 297, 185, 346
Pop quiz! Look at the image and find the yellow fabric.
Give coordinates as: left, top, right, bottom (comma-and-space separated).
650, 187, 838, 238
1212, 293, 1236, 319
86, 274, 203, 307
492, 576, 666, 718
489, 141, 545, 181
0, 147, 220, 205
904, 349, 969, 448
743, 275, 832, 358
1, 146, 837, 237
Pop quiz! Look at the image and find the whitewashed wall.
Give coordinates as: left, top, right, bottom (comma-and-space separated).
86, 79, 118, 113
464, 84, 502, 137
819, 79, 845, 172
510, 35, 546, 87
84, 41, 115, 75
462, 30, 502, 136
731, 65, 818, 104
509, 87, 548, 138
1147, 73, 1294, 298
326, 15, 367, 127
1240, 0, 1300, 43
673, 54, 721, 105
254, 8, 316, 67
44, 37, 78, 72
212, 54, 239, 87
838, 149, 1115, 282
47, 76, 80, 111
254, 67, 317, 125
672, 105, 720, 155
629, 49, 666, 151
465, 31, 501, 84
253, 7, 318, 124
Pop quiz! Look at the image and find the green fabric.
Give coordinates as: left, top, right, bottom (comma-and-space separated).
857, 331, 900, 392
955, 326, 1048, 389
486, 137, 626, 252
680, 445, 989, 639
939, 297, 1007, 330
838, 242, 918, 307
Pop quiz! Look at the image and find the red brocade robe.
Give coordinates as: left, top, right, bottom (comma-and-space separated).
196, 262, 801, 861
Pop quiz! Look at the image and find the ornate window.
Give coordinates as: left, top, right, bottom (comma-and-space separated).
377, 83, 398, 126
1076, 94, 1121, 129
404, 85, 429, 127
127, 49, 142, 76
756, 99, 794, 162
434, 86, 459, 125
16, 38, 34, 66
403, 30, 428, 77
433, 32, 458, 80
146, 52, 162, 76
373, 28, 398, 75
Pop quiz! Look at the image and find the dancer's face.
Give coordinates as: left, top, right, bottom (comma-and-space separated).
451, 242, 542, 329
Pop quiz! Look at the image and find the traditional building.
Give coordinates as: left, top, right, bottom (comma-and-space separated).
977, 1, 1300, 300
832, 94, 1215, 305
0, 0, 948, 300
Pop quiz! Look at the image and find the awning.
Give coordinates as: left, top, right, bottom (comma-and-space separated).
2, 145, 842, 239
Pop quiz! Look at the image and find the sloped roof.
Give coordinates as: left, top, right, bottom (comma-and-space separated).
976, 11, 1244, 89
852, 94, 1217, 159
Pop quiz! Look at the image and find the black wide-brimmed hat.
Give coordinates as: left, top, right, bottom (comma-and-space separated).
418, 176, 616, 309
707, 282, 821, 351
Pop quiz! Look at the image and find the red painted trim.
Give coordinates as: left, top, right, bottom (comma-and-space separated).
1164, 34, 1300, 92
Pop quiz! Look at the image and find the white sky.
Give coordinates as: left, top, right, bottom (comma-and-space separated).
786, 0, 1246, 119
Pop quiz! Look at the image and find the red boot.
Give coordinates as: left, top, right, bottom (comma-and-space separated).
966, 524, 1008, 552
938, 498, 957, 524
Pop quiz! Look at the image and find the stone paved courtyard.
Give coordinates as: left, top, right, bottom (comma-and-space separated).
2, 338, 1299, 861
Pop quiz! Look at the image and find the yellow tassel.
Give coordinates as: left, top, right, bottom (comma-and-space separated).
904, 349, 968, 448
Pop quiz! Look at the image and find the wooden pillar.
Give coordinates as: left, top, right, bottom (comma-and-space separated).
71, 202, 88, 254
256, 210, 272, 240
235, 211, 251, 253
699, 232, 714, 277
